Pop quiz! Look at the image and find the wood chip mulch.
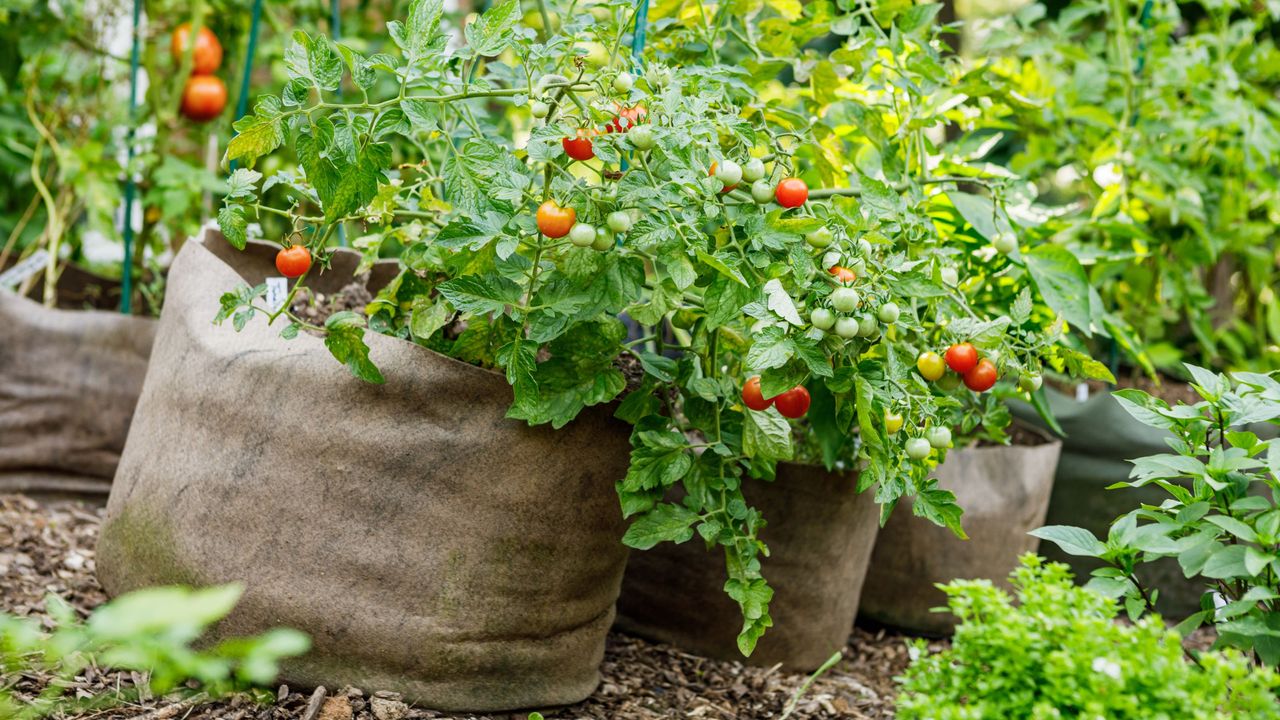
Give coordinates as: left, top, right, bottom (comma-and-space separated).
1, 495, 937, 719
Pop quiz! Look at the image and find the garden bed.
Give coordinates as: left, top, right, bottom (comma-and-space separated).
0, 495, 929, 720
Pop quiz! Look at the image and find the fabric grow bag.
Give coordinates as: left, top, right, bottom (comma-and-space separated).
614, 463, 880, 671
0, 269, 155, 498
96, 230, 633, 712
859, 427, 1061, 635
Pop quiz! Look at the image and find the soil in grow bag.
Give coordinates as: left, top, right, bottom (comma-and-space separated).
0, 264, 156, 498
859, 423, 1061, 635
96, 229, 633, 712
615, 462, 881, 671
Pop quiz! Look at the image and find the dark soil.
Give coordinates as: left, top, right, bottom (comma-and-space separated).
0, 495, 923, 720
291, 278, 376, 328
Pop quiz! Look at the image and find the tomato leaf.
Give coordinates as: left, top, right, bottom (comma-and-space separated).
622, 503, 699, 550
1024, 244, 1093, 336
324, 311, 385, 384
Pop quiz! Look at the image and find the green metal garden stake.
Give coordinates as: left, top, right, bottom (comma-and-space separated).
120, 0, 143, 314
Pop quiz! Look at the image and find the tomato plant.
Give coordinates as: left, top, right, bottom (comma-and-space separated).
213, 0, 1112, 654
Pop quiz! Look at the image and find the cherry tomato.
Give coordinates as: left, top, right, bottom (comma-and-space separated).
936, 373, 962, 391
530, 100, 550, 118
806, 227, 834, 248
275, 245, 311, 278
774, 386, 811, 419
917, 351, 945, 382
774, 177, 809, 208
563, 129, 596, 160
834, 317, 860, 339
822, 251, 842, 269
857, 315, 878, 338
592, 227, 614, 251
171, 22, 223, 74
810, 307, 836, 331
927, 426, 952, 449
993, 232, 1017, 254
831, 287, 859, 313
742, 376, 773, 412
1019, 372, 1043, 393
877, 302, 900, 324
629, 125, 655, 150
605, 104, 647, 133
569, 222, 597, 247
905, 437, 932, 461
751, 180, 774, 204
606, 211, 632, 233
742, 158, 766, 182
964, 359, 998, 392
180, 75, 227, 122
536, 200, 576, 238
613, 72, 634, 93
885, 411, 904, 435
708, 162, 740, 193
945, 342, 979, 374
830, 265, 856, 283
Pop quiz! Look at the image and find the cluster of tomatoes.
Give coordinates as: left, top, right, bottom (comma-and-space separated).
172, 22, 227, 122
705, 159, 809, 208
740, 376, 811, 419
807, 241, 900, 341
535, 199, 631, 250
916, 342, 998, 392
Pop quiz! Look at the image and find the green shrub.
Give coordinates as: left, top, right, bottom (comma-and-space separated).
0, 584, 309, 719
896, 555, 1280, 719
1033, 365, 1280, 663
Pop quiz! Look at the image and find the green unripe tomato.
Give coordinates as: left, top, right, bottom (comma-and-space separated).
607, 211, 632, 233
885, 411, 904, 435
810, 307, 836, 331
848, 258, 867, 276
645, 66, 671, 89
877, 302, 900, 324
927, 426, 952, 449
671, 308, 698, 329
834, 316, 860, 339
940, 266, 959, 287
1019, 372, 1043, 393
714, 160, 742, 188
822, 251, 842, 269
905, 437, 932, 461
613, 72, 634, 93
857, 238, 873, 256
592, 227, 614, 251
742, 158, 766, 182
751, 180, 774, 204
530, 100, 550, 118
569, 223, 597, 247
857, 314, 878, 337
629, 125, 655, 151
589, 4, 611, 21
993, 232, 1018, 254
830, 287, 860, 313
805, 227, 834, 248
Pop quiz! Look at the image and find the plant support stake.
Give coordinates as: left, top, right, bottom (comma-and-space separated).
119, 0, 143, 314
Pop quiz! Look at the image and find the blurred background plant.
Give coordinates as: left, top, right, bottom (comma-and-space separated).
0, 584, 309, 720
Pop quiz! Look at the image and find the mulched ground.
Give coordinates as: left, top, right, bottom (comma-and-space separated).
1, 495, 937, 720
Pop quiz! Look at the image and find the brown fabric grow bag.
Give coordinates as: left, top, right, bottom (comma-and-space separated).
859, 429, 1061, 635
96, 231, 633, 712
614, 463, 880, 671
0, 270, 155, 498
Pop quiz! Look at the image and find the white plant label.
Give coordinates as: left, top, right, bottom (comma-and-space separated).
0, 250, 50, 290
266, 277, 288, 313
1075, 383, 1090, 403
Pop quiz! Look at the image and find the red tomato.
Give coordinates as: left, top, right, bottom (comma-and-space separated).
275, 245, 312, 278
945, 342, 979, 374
563, 129, 596, 161
180, 75, 227, 122
774, 177, 809, 208
741, 376, 773, 411
536, 200, 576, 238
171, 22, 223, 75
605, 104, 647, 133
964, 359, 998, 392
830, 265, 857, 283
773, 385, 811, 419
